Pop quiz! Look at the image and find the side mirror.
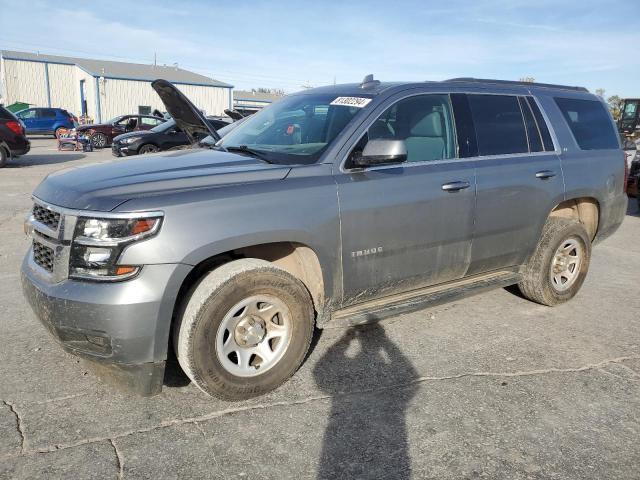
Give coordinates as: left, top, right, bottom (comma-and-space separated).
352, 139, 407, 168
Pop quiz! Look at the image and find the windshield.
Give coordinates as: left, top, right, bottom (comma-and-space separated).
217, 93, 370, 164
151, 118, 176, 133
106, 115, 125, 124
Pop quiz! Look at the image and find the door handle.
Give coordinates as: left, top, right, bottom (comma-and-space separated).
535, 170, 556, 179
441, 181, 471, 192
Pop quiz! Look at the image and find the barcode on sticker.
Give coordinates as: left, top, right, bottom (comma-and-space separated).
330, 97, 372, 108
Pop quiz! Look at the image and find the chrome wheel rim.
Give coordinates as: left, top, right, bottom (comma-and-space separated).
550, 238, 582, 292
216, 295, 292, 377
92, 134, 106, 148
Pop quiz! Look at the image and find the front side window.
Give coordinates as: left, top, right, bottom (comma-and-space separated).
467, 94, 528, 156
365, 94, 456, 162
219, 93, 368, 164
18, 109, 36, 119
555, 97, 618, 150
41, 109, 56, 118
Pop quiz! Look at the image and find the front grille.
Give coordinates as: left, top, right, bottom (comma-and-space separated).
33, 241, 54, 272
33, 204, 60, 231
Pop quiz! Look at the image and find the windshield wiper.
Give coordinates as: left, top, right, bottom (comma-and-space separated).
225, 145, 273, 163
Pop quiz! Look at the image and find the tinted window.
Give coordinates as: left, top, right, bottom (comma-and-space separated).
555, 98, 618, 150
0, 107, 17, 120
519, 97, 543, 152
367, 94, 456, 162
41, 109, 56, 118
467, 94, 528, 156
450, 93, 478, 158
527, 97, 554, 151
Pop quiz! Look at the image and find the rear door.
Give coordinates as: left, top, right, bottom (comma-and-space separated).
139, 116, 163, 131
458, 93, 565, 275
336, 92, 477, 305
39, 109, 57, 133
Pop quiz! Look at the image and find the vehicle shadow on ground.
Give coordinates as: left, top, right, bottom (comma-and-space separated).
7, 153, 87, 167
313, 323, 419, 479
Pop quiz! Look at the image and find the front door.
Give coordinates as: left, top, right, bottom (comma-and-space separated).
335, 93, 476, 306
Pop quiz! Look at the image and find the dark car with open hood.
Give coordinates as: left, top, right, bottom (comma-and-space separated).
111, 116, 232, 157
21, 76, 627, 400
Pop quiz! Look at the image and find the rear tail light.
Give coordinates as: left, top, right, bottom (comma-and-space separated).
5, 120, 23, 135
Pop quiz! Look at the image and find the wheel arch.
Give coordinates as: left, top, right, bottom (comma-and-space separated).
548, 196, 600, 240
172, 241, 328, 334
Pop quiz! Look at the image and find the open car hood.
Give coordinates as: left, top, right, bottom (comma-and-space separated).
151, 79, 221, 144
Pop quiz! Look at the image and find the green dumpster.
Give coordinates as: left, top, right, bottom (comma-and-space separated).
6, 102, 31, 113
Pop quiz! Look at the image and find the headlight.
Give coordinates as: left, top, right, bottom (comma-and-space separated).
122, 137, 141, 144
70, 214, 163, 281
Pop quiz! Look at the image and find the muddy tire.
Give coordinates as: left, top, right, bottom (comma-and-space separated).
175, 259, 314, 400
518, 217, 591, 306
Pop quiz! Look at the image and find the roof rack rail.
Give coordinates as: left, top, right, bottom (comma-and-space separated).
444, 77, 589, 93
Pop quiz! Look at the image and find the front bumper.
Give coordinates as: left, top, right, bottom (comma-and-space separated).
21, 252, 191, 395
111, 143, 136, 157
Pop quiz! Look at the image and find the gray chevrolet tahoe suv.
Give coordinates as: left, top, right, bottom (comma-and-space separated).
21, 76, 627, 400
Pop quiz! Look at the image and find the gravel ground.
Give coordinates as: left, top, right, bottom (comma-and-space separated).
1, 138, 639, 479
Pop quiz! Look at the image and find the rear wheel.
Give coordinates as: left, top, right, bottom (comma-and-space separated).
0, 147, 8, 167
139, 144, 159, 154
91, 132, 108, 148
518, 217, 591, 306
175, 259, 314, 400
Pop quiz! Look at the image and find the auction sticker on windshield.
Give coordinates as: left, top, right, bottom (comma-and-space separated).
330, 97, 372, 108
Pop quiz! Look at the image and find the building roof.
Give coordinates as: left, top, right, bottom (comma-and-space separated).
233, 90, 284, 103
0, 50, 232, 88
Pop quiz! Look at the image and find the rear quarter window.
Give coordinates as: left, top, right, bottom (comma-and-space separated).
554, 97, 619, 150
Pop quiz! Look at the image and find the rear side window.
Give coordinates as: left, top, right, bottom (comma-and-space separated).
554, 97, 618, 150
467, 94, 528, 156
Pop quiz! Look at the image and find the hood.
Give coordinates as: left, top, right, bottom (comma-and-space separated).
33, 149, 291, 211
151, 79, 220, 144
113, 130, 153, 142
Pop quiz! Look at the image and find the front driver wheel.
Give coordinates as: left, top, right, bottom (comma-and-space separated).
518, 217, 591, 306
139, 144, 159, 154
175, 259, 314, 400
91, 132, 108, 148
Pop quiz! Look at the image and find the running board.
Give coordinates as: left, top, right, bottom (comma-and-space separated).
330, 270, 522, 327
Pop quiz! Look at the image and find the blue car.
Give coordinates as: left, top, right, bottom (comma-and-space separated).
15, 108, 77, 137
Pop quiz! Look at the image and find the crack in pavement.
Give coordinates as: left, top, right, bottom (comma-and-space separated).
2, 400, 26, 454
2, 354, 639, 462
109, 438, 124, 480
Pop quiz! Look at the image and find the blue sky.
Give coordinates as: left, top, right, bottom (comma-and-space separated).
1, 0, 638, 97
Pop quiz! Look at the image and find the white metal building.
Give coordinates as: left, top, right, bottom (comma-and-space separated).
0, 50, 233, 122
233, 90, 283, 115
